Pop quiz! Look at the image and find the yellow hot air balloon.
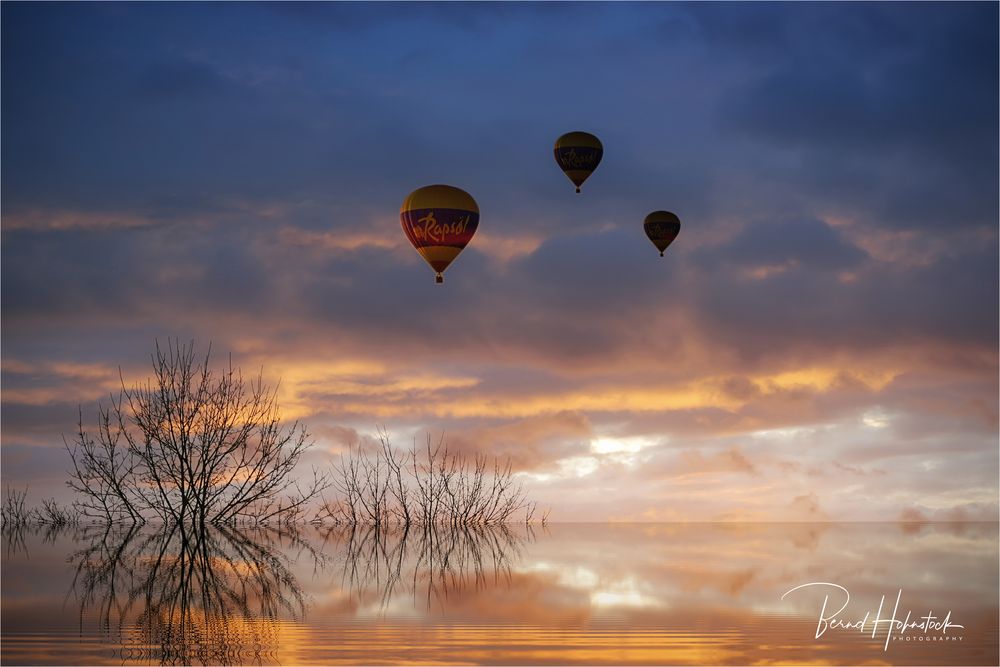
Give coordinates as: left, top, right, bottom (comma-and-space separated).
400, 185, 479, 283
554, 131, 603, 193
644, 211, 681, 257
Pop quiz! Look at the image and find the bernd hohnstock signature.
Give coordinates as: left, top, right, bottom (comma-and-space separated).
781, 582, 964, 651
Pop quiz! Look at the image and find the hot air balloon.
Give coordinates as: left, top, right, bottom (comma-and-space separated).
400, 184, 479, 284
554, 131, 603, 193
643, 211, 681, 257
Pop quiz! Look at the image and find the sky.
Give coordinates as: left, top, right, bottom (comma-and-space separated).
2, 1, 997, 522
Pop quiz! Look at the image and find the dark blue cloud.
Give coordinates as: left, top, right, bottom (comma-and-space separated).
696, 218, 867, 271
717, 2, 998, 232
5, 1, 991, 247
136, 60, 235, 99
688, 239, 998, 360
1, 223, 276, 327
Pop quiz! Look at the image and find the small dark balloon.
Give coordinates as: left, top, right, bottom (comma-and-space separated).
554, 131, 603, 193
400, 185, 479, 284
643, 211, 681, 257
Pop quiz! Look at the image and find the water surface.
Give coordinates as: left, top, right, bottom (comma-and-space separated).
2, 522, 997, 665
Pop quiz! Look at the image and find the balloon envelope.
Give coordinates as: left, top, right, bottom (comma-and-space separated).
643, 211, 681, 256
554, 131, 603, 193
400, 185, 479, 283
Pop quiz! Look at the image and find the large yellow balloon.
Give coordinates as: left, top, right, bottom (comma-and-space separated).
643, 211, 681, 257
400, 185, 479, 283
554, 131, 603, 193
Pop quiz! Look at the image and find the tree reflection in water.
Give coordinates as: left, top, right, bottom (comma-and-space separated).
323, 523, 533, 610
2, 520, 65, 559
68, 523, 316, 665
63, 522, 531, 664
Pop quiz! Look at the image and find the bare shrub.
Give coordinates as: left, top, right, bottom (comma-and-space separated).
327, 431, 534, 526
35, 498, 80, 527
1, 486, 31, 527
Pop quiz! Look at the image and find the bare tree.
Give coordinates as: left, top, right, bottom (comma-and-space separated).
66, 340, 327, 525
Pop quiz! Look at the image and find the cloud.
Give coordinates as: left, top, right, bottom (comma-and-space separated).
715, 4, 998, 233
135, 59, 235, 99
672, 447, 758, 477
1, 359, 120, 406
2, 210, 160, 232
696, 218, 868, 274
1, 2, 995, 521
443, 411, 593, 471
788, 492, 828, 521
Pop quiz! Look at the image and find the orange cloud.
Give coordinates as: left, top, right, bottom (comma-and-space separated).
673, 447, 759, 477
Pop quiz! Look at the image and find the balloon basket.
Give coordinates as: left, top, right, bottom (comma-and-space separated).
435, 274, 444, 284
